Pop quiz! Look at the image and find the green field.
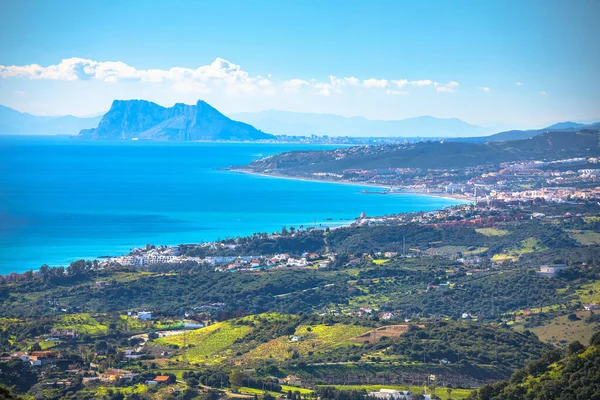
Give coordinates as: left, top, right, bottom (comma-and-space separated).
568, 230, 600, 246
492, 237, 546, 262
156, 321, 253, 364
372, 259, 390, 265
242, 323, 371, 361
476, 228, 510, 237
54, 313, 108, 336
530, 311, 599, 346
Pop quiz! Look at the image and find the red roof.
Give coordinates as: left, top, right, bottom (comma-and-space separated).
154, 375, 170, 382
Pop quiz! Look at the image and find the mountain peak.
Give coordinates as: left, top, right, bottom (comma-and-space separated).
80, 99, 273, 141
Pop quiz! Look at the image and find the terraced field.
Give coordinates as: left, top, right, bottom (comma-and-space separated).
156, 321, 254, 364
155, 313, 293, 364
242, 323, 371, 361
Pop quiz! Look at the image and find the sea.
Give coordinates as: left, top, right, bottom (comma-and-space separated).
0, 136, 466, 273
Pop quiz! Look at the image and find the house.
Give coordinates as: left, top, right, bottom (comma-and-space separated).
440, 358, 451, 365
99, 369, 133, 382
384, 252, 398, 258
537, 264, 568, 278
183, 322, 205, 329
29, 356, 43, 366
584, 304, 599, 311
318, 261, 330, 268
289, 335, 303, 342
124, 349, 142, 360
154, 375, 171, 384
466, 269, 484, 275
379, 312, 395, 320
146, 380, 158, 386
282, 375, 302, 386
137, 311, 152, 321
368, 389, 411, 400
287, 258, 308, 267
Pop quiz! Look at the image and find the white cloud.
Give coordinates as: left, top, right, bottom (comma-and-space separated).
478, 87, 491, 92
411, 79, 438, 87
540, 91, 548, 95
392, 79, 408, 88
172, 80, 210, 94
311, 76, 362, 95
436, 81, 460, 93
282, 78, 310, 92
0, 57, 463, 99
386, 89, 409, 96
363, 78, 388, 88
516, 82, 522, 86
0, 57, 273, 96
314, 83, 332, 96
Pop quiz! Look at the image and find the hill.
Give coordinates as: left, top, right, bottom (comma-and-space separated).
230, 110, 490, 138
79, 99, 274, 141
463, 122, 600, 143
0, 104, 101, 135
244, 130, 600, 173
467, 332, 600, 399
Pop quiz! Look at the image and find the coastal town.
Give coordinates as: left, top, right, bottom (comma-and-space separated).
242, 153, 600, 203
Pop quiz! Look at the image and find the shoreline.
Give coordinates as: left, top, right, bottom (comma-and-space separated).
2, 169, 470, 275
229, 168, 473, 203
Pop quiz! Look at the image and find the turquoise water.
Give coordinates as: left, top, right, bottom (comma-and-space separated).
0, 136, 465, 273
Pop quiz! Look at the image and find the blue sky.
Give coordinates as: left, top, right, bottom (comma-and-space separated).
1, 0, 599, 128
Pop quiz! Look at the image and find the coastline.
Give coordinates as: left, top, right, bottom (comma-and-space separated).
229, 168, 473, 203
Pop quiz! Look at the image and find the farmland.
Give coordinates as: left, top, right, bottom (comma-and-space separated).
156, 321, 254, 364
475, 228, 510, 237
53, 313, 108, 336
242, 323, 371, 361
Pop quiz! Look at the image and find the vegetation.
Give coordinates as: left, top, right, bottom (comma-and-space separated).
466, 332, 600, 399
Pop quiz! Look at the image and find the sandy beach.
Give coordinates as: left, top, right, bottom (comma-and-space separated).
229, 168, 473, 203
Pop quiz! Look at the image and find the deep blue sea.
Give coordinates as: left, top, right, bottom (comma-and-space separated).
0, 136, 465, 273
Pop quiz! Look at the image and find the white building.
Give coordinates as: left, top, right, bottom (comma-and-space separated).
368, 389, 411, 400
137, 311, 152, 321
538, 264, 568, 278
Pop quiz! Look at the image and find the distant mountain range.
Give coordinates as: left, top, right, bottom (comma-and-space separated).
462, 121, 600, 143
0, 104, 101, 135
1, 101, 598, 142
229, 110, 492, 138
79, 100, 273, 141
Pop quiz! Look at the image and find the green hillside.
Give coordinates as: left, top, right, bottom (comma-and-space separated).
245, 130, 599, 172
467, 332, 600, 399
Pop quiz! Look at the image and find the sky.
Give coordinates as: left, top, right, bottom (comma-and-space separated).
0, 0, 599, 129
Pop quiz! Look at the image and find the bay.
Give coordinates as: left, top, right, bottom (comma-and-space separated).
0, 136, 465, 273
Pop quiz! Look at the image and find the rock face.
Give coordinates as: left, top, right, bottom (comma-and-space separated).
79, 99, 273, 141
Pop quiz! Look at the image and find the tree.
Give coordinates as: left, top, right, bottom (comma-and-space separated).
39, 264, 50, 282
263, 393, 276, 400
229, 369, 244, 390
